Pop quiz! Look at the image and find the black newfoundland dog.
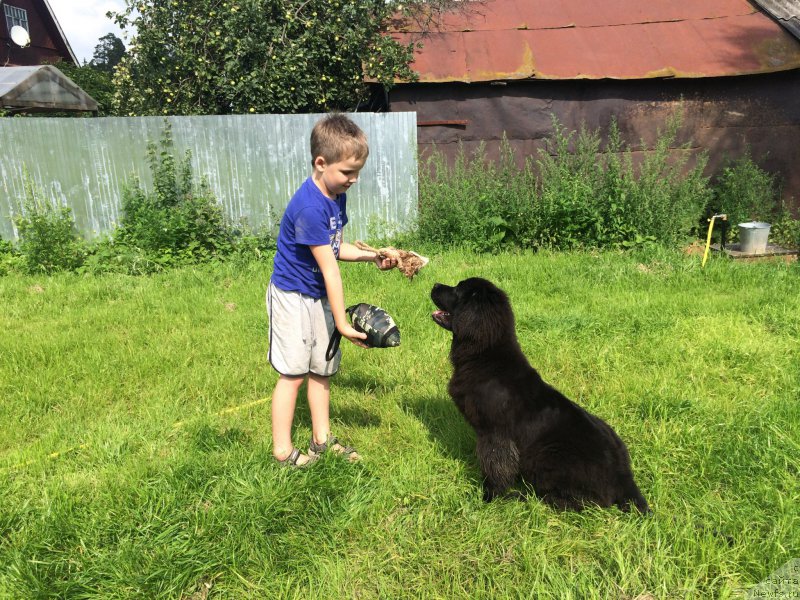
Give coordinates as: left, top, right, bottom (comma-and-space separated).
431, 277, 649, 512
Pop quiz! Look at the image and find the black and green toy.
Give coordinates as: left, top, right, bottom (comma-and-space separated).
325, 303, 400, 360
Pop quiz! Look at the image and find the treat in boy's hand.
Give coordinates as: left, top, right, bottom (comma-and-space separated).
355, 241, 429, 280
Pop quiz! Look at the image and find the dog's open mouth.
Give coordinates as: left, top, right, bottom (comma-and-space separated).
432, 310, 452, 330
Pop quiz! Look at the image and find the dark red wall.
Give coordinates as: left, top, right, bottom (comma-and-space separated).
1, 0, 73, 66
389, 70, 800, 212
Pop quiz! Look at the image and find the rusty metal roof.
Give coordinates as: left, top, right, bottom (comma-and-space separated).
390, 0, 800, 82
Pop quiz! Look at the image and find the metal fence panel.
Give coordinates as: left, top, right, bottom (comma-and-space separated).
0, 112, 417, 242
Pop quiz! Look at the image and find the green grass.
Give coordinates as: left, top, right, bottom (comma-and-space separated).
1, 249, 798, 598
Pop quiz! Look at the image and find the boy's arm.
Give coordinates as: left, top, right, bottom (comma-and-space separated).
338, 242, 396, 270
310, 244, 368, 347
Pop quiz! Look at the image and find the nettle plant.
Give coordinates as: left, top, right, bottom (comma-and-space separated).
110, 0, 419, 115
13, 168, 85, 274
418, 112, 712, 252
712, 150, 779, 228
117, 123, 232, 262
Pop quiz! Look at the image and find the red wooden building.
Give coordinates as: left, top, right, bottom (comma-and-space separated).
1, 1, 98, 113
385, 0, 800, 209
1, 0, 76, 66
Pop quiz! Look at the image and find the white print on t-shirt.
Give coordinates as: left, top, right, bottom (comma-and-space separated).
331, 230, 342, 257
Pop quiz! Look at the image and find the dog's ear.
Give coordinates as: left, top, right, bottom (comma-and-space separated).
451, 280, 513, 348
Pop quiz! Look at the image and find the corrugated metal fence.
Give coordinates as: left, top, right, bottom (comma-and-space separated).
0, 112, 418, 242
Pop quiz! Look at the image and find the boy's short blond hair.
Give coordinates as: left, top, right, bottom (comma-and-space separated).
310, 113, 369, 166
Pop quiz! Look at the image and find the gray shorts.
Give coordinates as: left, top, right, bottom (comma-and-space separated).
267, 281, 341, 377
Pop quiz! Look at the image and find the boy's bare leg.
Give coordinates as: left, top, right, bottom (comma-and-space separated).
308, 373, 360, 460
307, 373, 331, 445
271, 374, 313, 464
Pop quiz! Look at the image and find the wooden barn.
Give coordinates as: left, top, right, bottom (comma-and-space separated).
1, 0, 77, 66
385, 0, 800, 209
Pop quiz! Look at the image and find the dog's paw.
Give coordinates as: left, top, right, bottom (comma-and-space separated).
482, 485, 517, 503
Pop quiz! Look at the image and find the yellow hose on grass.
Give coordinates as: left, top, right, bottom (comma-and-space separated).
702, 214, 727, 268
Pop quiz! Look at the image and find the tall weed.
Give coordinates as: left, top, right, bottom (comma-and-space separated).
13, 168, 85, 274
536, 118, 609, 248
417, 110, 712, 251
116, 122, 233, 265
620, 112, 711, 245
418, 137, 536, 252
712, 150, 779, 227
769, 197, 800, 250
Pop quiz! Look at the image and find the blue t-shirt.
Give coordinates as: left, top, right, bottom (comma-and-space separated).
271, 177, 348, 299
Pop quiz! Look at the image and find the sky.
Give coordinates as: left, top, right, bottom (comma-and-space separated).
46, 0, 128, 65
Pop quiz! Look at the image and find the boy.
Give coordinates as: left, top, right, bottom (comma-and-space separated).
268, 113, 396, 467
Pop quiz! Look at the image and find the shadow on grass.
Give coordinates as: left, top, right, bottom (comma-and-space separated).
332, 370, 396, 394
187, 422, 250, 453
289, 374, 383, 431
291, 403, 382, 431
399, 393, 476, 463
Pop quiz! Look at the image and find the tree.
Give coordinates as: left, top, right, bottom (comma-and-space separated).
48, 33, 126, 116
91, 33, 126, 73
49, 60, 115, 116
109, 0, 419, 116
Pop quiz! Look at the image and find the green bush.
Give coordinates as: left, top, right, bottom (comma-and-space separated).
0, 239, 22, 275
712, 150, 779, 229
535, 119, 607, 249
116, 122, 234, 265
612, 114, 711, 246
13, 170, 85, 274
417, 111, 711, 251
221, 222, 279, 268
417, 137, 536, 252
77, 237, 161, 276
535, 112, 711, 249
770, 200, 800, 250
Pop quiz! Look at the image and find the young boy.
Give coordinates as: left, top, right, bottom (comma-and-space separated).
267, 113, 396, 467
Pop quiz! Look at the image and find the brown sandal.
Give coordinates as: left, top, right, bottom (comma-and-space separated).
308, 435, 361, 462
275, 447, 317, 468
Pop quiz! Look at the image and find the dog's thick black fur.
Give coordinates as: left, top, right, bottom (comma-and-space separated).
431, 277, 649, 512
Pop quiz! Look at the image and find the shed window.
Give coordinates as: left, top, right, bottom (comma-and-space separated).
4, 5, 29, 33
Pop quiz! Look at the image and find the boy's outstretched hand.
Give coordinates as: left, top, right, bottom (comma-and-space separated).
355, 241, 428, 280
374, 254, 398, 270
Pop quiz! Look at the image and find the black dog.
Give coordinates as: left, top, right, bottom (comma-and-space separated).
431, 277, 649, 512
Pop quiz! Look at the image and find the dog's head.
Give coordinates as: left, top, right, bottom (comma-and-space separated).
431, 277, 514, 348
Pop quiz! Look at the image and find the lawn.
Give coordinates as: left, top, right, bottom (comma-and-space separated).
1, 249, 798, 598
